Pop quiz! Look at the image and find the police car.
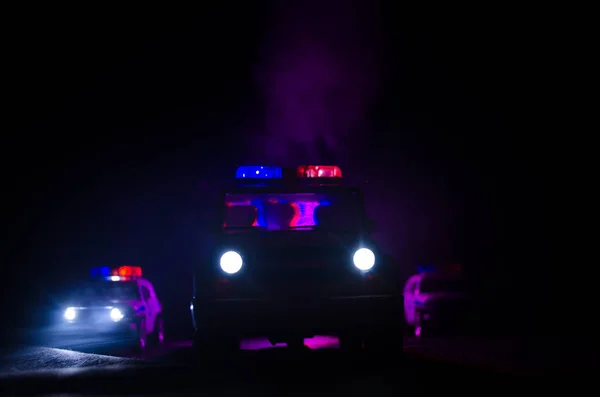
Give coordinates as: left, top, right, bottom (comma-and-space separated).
191, 165, 403, 354
62, 266, 164, 351
403, 264, 470, 337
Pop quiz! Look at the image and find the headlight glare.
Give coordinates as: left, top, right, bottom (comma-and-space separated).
220, 251, 243, 274
110, 308, 124, 322
353, 248, 375, 271
64, 307, 76, 321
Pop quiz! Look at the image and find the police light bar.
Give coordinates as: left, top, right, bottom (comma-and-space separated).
236, 166, 283, 179
418, 264, 462, 274
116, 265, 142, 277
297, 165, 342, 178
90, 265, 142, 280
90, 266, 111, 278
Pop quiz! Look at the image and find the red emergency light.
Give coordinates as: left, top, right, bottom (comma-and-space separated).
112, 265, 142, 278
297, 165, 342, 178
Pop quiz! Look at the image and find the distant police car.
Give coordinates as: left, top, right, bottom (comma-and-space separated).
191, 165, 403, 354
403, 264, 470, 337
62, 266, 164, 351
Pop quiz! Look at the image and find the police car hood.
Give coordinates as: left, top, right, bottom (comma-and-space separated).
218, 231, 368, 262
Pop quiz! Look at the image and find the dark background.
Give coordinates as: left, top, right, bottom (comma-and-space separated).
2, 3, 547, 339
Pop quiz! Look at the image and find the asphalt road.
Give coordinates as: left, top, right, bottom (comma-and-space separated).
0, 331, 557, 375
1, 344, 536, 397
1, 331, 584, 397
2, 318, 590, 379
2, 336, 576, 397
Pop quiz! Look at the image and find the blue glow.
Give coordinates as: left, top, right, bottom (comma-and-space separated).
418, 265, 436, 274
236, 166, 282, 179
251, 198, 266, 227
91, 266, 111, 277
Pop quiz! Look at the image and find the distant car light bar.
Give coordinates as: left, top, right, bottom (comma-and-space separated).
90, 265, 142, 279
236, 166, 283, 179
417, 264, 461, 274
297, 165, 342, 178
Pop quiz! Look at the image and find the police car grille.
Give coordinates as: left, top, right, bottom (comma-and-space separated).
253, 247, 341, 268
265, 276, 332, 297
246, 247, 348, 296
253, 258, 340, 282
77, 308, 111, 323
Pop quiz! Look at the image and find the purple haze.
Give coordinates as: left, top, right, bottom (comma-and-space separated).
256, 0, 382, 163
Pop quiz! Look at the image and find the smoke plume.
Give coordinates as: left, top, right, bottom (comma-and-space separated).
256, 0, 382, 164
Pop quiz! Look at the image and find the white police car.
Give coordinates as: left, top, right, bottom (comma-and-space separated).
191, 165, 403, 354
62, 265, 164, 351
403, 264, 470, 337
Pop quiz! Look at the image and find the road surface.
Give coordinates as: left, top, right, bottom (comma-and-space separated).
0, 330, 581, 396
1, 330, 563, 375
2, 344, 537, 397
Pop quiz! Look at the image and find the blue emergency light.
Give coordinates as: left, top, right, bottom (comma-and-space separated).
235, 166, 282, 179
90, 266, 111, 277
418, 264, 462, 274
418, 265, 437, 274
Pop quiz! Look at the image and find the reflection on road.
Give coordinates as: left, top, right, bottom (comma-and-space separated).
2, 324, 578, 376
1, 330, 547, 375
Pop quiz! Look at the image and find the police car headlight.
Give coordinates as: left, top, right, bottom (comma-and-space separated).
353, 248, 375, 271
220, 251, 243, 274
110, 308, 124, 322
64, 307, 76, 321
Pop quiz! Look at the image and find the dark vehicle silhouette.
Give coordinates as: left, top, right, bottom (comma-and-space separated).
191, 165, 404, 354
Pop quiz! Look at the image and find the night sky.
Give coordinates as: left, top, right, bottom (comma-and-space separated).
3, 4, 545, 333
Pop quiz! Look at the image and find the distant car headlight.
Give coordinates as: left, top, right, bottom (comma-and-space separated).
64, 307, 76, 321
353, 248, 375, 271
220, 251, 243, 274
110, 308, 124, 322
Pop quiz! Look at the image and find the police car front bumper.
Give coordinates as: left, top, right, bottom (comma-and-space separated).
58, 319, 139, 338
193, 294, 403, 336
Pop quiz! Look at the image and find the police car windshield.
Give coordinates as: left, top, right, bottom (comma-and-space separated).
223, 192, 364, 232
420, 278, 465, 293
72, 281, 140, 301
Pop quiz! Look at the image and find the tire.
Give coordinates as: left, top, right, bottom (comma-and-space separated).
415, 311, 434, 338
132, 320, 148, 353
150, 316, 165, 346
